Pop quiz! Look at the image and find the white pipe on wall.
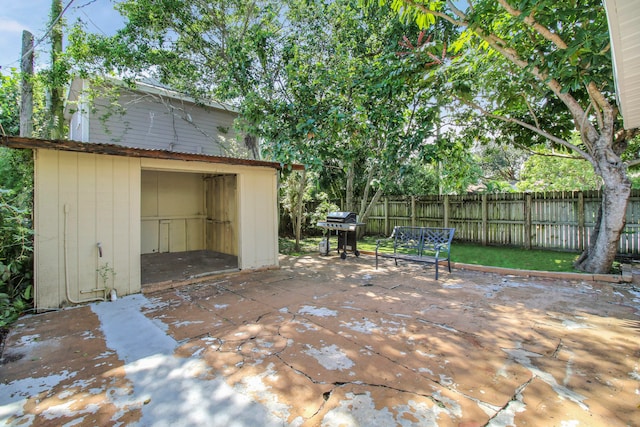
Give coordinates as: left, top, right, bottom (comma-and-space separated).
63, 203, 106, 304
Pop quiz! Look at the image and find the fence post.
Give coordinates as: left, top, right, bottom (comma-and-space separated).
384, 197, 389, 236
411, 196, 416, 227
578, 191, 585, 250
525, 193, 532, 250
443, 195, 449, 228
481, 194, 488, 246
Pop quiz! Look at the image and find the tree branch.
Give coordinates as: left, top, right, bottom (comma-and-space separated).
579, 101, 595, 155
397, 0, 599, 146
496, 0, 568, 49
523, 94, 540, 129
586, 82, 615, 139
513, 141, 586, 159
456, 95, 593, 162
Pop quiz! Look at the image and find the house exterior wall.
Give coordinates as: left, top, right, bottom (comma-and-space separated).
33, 149, 279, 310
72, 91, 241, 157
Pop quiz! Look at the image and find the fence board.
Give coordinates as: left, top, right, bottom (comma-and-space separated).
361, 190, 640, 255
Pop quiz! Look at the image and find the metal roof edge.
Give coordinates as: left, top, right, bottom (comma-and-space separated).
69, 77, 240, 114
1, 136, 304, 171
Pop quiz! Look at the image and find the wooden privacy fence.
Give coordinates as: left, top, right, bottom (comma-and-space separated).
364, 190, 640, 254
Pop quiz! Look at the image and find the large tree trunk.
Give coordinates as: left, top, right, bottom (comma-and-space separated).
356, 163, 383, 238
345, 161, 355, 212
575, 145, 631, 273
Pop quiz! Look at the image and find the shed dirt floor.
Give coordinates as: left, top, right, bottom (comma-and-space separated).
1, 254, 639, 426
141, 250, 238, 285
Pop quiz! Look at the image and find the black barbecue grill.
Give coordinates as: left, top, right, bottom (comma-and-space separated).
316, 212, 365, 259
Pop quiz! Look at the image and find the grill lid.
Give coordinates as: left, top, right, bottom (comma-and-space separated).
326, 211, 357, 223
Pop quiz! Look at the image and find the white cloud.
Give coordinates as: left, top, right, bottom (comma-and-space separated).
0, 19, 28, 34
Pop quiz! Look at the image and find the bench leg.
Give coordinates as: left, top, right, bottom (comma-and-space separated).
435, 260, 439, 280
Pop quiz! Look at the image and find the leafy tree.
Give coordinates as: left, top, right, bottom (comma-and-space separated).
369, 0, 640, 273
1, 70, 48, 138
280, 170, 313, 246
67, 0, 455, 239
0, 190, 33, 327
0, 70, 37, 326
46, 0, 68, 139
257, 1, 452, 228
0, 59, 56, 324
66, 0, 283, 103
517, 149, 601, 192
0, 71, 21, 137
472, 142, 526, 185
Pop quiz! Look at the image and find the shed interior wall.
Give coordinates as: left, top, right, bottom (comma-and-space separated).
140, 158, 280, 271
140, 170, 238, 256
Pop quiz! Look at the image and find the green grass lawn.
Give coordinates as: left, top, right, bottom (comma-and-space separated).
280, 236, 582, 272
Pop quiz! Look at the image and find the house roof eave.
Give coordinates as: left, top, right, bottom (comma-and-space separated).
604, 0, 640, 130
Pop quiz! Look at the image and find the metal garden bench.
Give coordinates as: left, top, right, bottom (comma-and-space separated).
375, 226, 455, 280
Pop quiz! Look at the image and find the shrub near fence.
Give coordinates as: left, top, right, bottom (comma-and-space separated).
363, 190, 640, 255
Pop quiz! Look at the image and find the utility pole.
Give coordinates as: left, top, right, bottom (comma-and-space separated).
20, 30, 34, 138
49, 0, 66, 139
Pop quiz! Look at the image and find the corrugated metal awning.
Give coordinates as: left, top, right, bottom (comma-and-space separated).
1, 136, 304, 171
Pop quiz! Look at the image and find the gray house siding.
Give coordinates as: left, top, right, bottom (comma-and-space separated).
89, 92, 239, 156
67, 79, 253, 158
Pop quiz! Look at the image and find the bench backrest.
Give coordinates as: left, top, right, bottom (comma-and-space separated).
391, 227, 424, 252
423, 227, 455, 246
391, 226, 455, 255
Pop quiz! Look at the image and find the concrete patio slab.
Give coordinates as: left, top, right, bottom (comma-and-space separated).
1, 254, 639, 426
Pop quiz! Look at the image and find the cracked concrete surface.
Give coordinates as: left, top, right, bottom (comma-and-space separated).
1, 254, 639, 426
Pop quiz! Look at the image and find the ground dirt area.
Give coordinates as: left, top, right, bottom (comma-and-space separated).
1, 254, 639, 426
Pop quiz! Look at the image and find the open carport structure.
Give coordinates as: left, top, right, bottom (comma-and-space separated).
1, 254, 639, 426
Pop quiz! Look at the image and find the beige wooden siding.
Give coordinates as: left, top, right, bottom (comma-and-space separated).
141, 170, 207, 254
89, 92, 239, 156
140, 158, 279, 270
34, 150, 141, 310
237, 170, 279, 269
206, 175, 238, 255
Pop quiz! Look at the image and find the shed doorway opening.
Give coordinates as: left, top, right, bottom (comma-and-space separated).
140, 170, 238, 285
